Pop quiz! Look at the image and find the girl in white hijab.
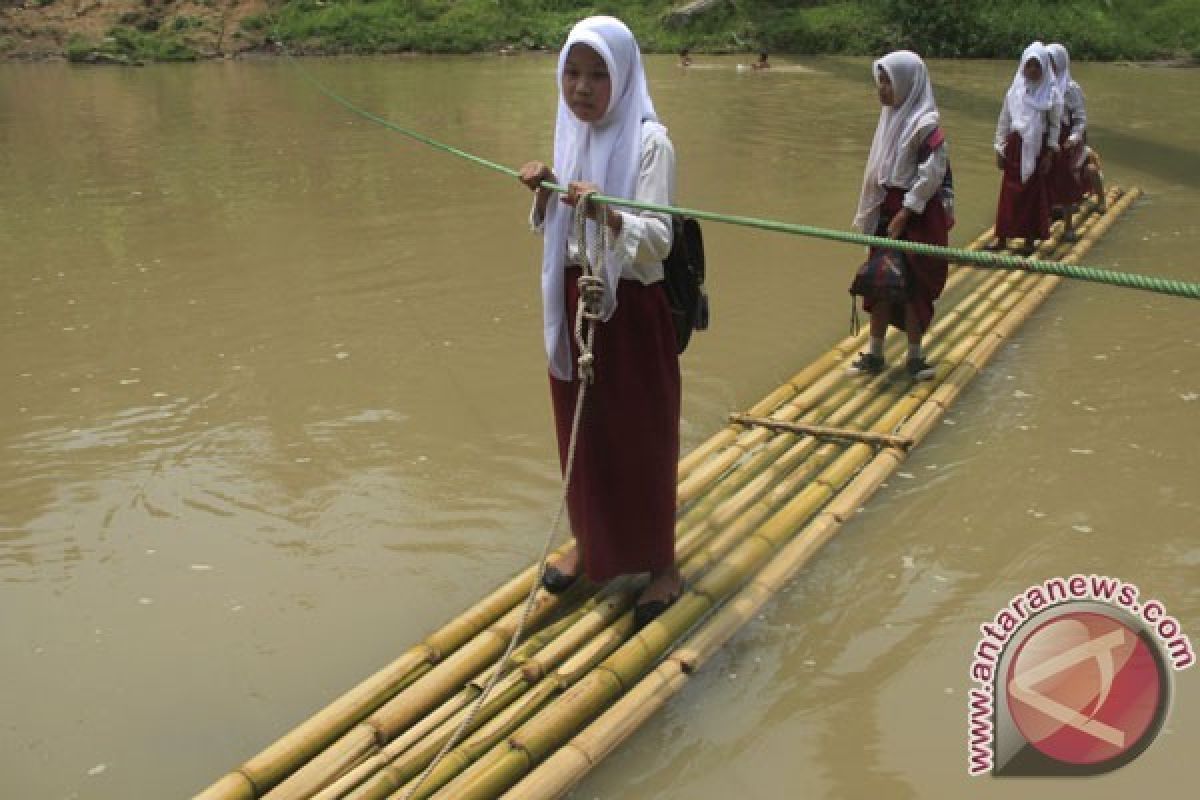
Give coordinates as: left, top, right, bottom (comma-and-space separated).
517, 16, 683, 625
1046, 42, 1090, 241
992, 41, 1062, 255
848, 51, 951, 382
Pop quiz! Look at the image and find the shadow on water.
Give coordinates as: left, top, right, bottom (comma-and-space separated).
816, 56, 1200, 189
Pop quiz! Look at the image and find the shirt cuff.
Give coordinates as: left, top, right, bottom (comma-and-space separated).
610, 211, 640, 273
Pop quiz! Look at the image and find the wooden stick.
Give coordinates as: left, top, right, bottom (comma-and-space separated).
727, 413, 915, 449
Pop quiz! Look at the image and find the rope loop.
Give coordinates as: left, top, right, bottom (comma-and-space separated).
577, 275, 606, 321
571, 194, 608, 385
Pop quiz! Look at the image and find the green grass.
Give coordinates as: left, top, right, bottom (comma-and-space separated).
66, 25, 198, 63
114, 0, 1200, 60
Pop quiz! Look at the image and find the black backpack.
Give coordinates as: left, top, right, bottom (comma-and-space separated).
661, 216, 709, 354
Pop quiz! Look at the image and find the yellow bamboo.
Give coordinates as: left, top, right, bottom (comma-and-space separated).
729, 413, 915, 448
196, 559, 551, 800
337, 476, 786, 800
195, 773, 257, 800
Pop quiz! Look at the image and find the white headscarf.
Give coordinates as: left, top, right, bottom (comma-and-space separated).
853, 50, 940, 234
1047, 42, 1072, 96
1003, 41, 1060, 183
540, 16, 658, 380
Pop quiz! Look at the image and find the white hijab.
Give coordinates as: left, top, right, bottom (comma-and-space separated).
853, 51, 940, 234
1004, 41, 1060, 183
540, 16, 658, 380
1047, 42, 1072, 96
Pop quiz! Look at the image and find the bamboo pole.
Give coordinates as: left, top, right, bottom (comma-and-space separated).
322, 462, 819, 800
194, 559, 558, 800
501, 190, 1136, 799
728, 413, 915, 449
260, 584, 576, 800
312, 498, 755, 800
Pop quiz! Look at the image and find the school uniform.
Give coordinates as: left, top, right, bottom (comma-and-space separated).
994, 42, 1061, 243
1047, 43, 1089, 207
531, 19, 679, 583
854, 51, 951, 334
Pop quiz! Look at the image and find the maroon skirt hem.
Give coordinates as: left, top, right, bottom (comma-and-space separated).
549, 267, 680, 583
995, 131, 1051, 241
864, 188, 949, 333
1048, 128, 1087, 207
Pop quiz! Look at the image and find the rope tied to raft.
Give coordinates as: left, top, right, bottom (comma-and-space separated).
400, 198, 605, 800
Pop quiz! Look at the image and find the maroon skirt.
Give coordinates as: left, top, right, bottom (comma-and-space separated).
995, 131, 1051, 242
864, 188, 949, 333
549, 267, 680, 583
1048, 125, 1087, 207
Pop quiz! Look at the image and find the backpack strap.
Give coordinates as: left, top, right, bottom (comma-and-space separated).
916, 126, 945, 163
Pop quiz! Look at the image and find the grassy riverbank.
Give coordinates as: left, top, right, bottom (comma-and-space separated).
256, 0, 1200, 60
3, 0, 1199, 63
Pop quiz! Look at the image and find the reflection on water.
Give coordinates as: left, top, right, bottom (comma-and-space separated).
0, 55, 1196, 799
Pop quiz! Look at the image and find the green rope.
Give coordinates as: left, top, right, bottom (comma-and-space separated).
268, 37, 1200, 303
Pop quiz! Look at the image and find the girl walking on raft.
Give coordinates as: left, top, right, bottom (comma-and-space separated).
1046, 42, 1091, 240
518, 16, 683, 626
849, 50, 951, 382
991, 42, 1062, 256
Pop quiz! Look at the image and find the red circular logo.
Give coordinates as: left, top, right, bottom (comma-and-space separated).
1006, 611, 1163, 766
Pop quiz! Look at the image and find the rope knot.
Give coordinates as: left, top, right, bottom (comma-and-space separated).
577, 351, 595, 384
577, 274, 606, 321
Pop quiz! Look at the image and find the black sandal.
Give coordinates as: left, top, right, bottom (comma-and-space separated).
634, 586, 683, 628
541, 563, 578, 595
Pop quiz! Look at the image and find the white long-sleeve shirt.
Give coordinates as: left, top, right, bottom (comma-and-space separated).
994, 102, 1062, 155
531, 122, 676, 285
888, 138, 948, 215
1062, 81, 1087, 147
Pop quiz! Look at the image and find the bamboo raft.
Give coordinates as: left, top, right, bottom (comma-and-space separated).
196, 187, 1141, 800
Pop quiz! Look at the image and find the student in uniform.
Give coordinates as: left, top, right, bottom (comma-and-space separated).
1047, 42, 1088, 242
991, 41, 1061, 256
517, 16, 683, 626
849, 50, 951, 381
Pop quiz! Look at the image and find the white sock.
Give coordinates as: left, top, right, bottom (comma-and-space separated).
869, 337, 884, 358
908, 341, 923, 361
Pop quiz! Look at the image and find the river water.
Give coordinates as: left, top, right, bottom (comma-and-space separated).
1, 54, 1196, 799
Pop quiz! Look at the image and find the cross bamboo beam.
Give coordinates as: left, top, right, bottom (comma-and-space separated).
727, 412, 916, 449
